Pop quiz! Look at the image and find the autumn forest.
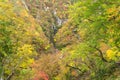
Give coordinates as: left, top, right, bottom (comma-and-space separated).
0, 0, 120, 80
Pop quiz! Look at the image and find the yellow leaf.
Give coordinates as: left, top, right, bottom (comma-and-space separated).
106, 49, 116, 60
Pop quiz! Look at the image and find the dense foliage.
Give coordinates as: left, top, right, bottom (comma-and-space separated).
0, 1, 49, 80
0, 0, 120, 80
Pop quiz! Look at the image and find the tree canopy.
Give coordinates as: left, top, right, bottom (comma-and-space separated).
0, 0, 120, 80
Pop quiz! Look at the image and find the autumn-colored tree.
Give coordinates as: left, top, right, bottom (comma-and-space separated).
0, 0, 120, 80
61, 0, 120, 79
0, 1, 49, 80
32, 53, 61, 80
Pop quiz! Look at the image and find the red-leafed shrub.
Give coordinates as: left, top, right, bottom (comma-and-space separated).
34, 71, 49, 80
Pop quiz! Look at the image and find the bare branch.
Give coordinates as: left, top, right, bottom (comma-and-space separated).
21, 0, 29, 12
94, 47, 107, 62
66, 64, 82, 72
89, 45, 107, 62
